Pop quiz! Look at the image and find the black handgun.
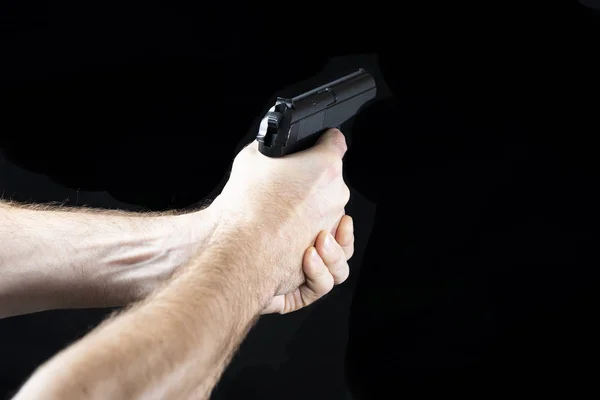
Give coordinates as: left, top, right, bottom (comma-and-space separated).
256, 69, 377, 157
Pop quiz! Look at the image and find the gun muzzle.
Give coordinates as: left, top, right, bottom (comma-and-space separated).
257, 68, 377, 157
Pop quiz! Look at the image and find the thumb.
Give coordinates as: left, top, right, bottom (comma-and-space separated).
315, 128, 348, 159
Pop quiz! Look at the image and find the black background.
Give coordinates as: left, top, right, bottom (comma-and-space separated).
1, 1, 600, 398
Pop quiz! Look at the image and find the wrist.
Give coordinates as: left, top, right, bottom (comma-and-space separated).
194, 217, 280, 308
159, 234, 271, 322
172, 205, 222, 256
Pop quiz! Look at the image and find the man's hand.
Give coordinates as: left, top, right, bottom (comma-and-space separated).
211, 128, 351, 305
262, 214, 354, 314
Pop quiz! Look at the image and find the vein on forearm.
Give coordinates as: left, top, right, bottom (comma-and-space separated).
0, 199, 197, 317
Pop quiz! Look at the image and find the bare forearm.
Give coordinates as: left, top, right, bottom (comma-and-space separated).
0, 200, 215, 318
14, 238, 272, 400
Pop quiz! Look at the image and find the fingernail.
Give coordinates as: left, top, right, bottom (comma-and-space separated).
324, 233, 336, 253
310, 248, 320, 263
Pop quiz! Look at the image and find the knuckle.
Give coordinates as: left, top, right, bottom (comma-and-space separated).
324, 154, 342, 169
342, 185, 351, 205
333, 157, 344, 175
330, 129, 348, 152
335, 184, 351, 207
320, 156, 343, 180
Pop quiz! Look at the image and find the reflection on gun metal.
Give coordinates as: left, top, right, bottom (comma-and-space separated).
256, 69, 377, 157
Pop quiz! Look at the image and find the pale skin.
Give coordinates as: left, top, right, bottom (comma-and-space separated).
0, 202, 352, 318
4, 129, 353, 399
